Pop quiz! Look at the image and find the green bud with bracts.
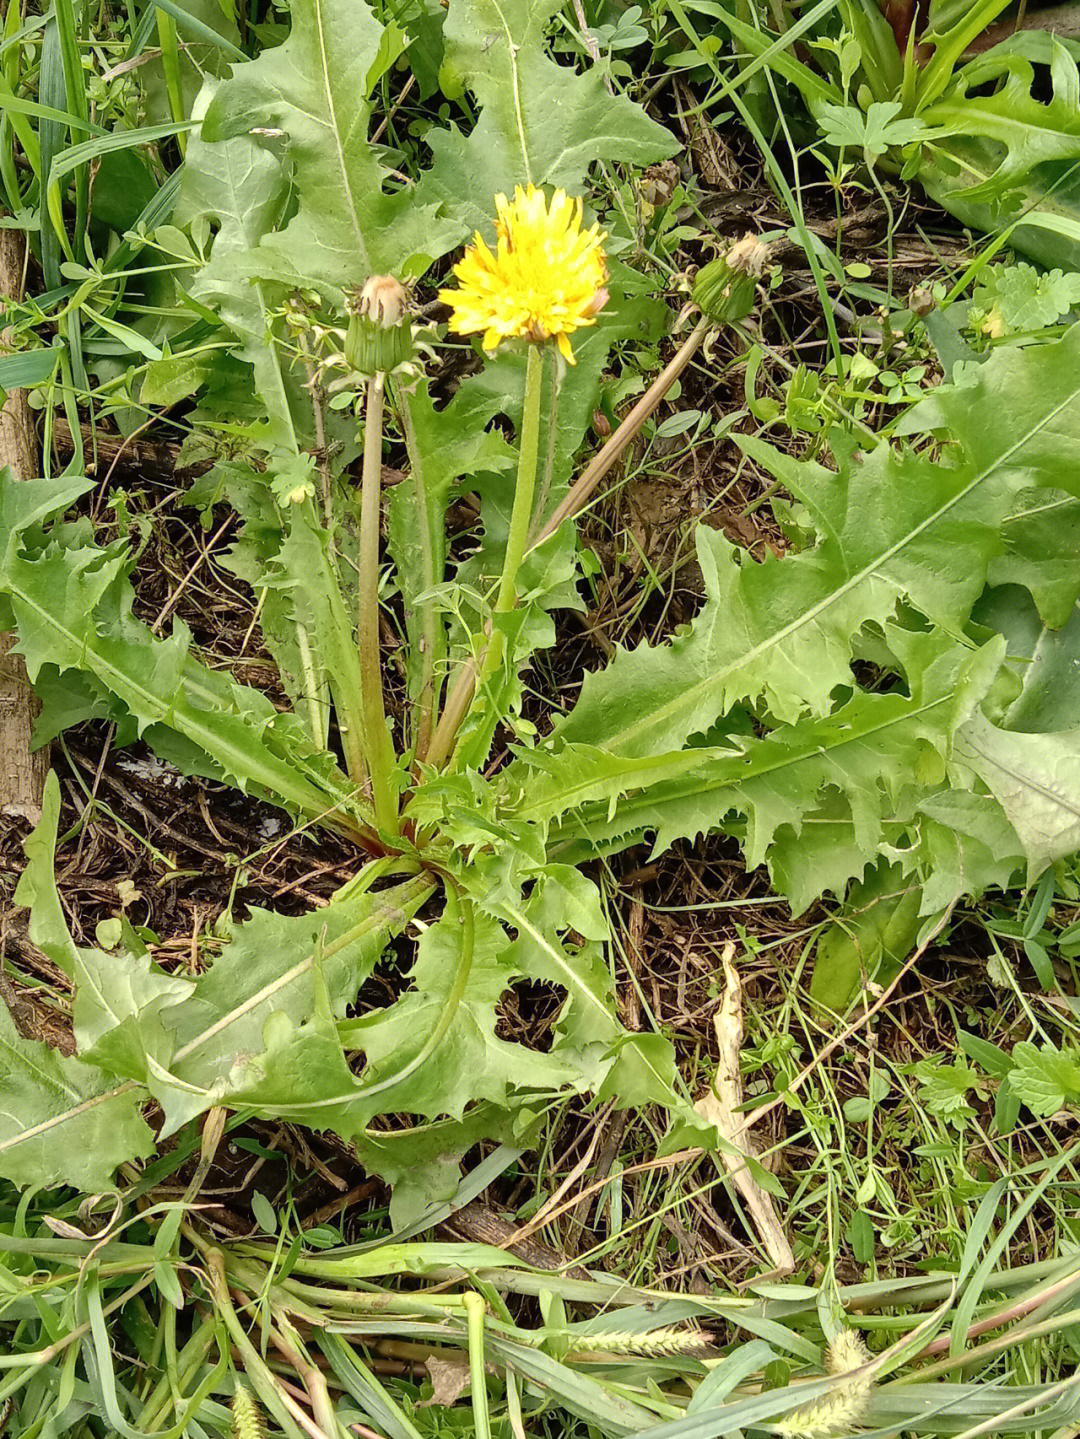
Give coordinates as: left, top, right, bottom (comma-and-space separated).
345, 275, 416, 377
693, 233, 772, 324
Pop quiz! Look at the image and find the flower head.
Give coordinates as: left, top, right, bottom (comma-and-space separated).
775, 1330, 874, 1438
826, 1330, 870, 1376
693, 231, 773, 325
344, 274, 418, 376
439, 184, 608, 364
357, 274, 410, 328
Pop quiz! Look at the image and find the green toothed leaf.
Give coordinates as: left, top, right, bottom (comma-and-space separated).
202, 0, 459, 284
424, 0, 677, 236
555, 329, 1080, 758
531, 630, 1003, 913
0, 1006, 153, 1189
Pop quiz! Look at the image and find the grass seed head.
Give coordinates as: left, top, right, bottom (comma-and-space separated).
231, 1383, 264, 1439
774, 1330, 873, 1438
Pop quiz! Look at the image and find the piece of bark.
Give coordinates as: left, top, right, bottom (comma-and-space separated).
694, 942, 795, 1277
0, 225, 47, 820
443, 1198, 582, 1273
52, 415, 205, 480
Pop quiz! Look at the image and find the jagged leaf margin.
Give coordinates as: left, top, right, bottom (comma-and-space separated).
555, 325, 1080, 759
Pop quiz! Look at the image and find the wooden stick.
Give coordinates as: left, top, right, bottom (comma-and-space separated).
0, 225, 48, 819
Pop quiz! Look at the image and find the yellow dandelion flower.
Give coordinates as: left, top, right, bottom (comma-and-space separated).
439, 183, 609, 364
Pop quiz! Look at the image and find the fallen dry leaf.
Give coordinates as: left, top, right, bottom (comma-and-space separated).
418, 1353, 472, 1408
694, 942, 794, 1276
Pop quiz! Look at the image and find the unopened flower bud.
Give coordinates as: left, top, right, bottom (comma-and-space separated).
640, 160, 679, 210
345, 275, 416, 376
693, 232, 773, 325
359, 274, 409, 327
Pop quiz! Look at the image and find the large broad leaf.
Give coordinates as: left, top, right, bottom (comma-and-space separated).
21, 807, 434, 1140
14, 782, 431, 1132
917, 36, 1080, 269
1005, 604, 1080, 735
15, 774, 194, 1083
202, 0, 460, 284
425, 0, 678, 235
914, 790, 1025, 915
175, 83, 304, 452
921, 40, 1080, 206
974, 584, 1080, 734
339, 891, 579, 1121
215, 862, 693, 1135
555, 325, 1080, 758
0, 473, 361, 826
133, 875, 432, 1134
956, 712, 1080, 880
989, 491, 1080, 630
0, 1005, 153, 1189
537, 630, 1004, 913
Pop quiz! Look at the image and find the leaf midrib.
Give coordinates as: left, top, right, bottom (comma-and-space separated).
961, 724, 1080, 824
516, 748, 730, 822
314, 0, 370, 271
558, 686, 954, 839
10, 569, 332, 816
0, 1079, 141, 1155
594, 386, 1078, 757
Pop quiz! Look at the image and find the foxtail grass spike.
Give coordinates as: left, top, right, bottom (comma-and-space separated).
232, 1383, 265, 1439
775, 1330, 873, 1438
568, 1327, 708, 1355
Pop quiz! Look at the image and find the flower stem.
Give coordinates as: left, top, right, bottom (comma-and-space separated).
430, 343, 544, 771
394, 379, 443, 766
529, 346, 562, 545
294, 618, 330, 752
358, 373, 399, 837
464, 1292, 492, 1439
494, 341, 545, 620
422, 324, 706, 774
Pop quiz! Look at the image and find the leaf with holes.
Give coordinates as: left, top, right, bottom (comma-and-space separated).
339, 889, 579, 1122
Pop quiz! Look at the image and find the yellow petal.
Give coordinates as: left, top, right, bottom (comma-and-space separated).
441, 182, 608, 354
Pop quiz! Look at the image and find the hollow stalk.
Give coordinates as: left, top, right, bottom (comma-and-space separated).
358, 372, 399, 837
423, 321, 708, 772
464, 1292, 492, 1439
424, 343, 545, 770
